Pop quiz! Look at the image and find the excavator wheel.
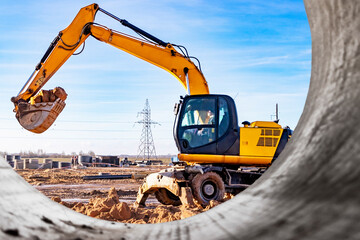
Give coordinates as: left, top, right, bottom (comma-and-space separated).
191, 172, 225, 207
154, 188, 181, 206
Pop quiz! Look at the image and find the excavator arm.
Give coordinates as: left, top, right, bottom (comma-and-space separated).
89, 24, 208, 95
11, 3, 209, 133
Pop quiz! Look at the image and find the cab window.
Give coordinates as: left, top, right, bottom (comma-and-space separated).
180, 98, 216, 148
218, 97, 229, 138
181, 99, 215, 127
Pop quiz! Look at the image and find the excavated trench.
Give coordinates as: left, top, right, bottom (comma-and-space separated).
1, 0, 359, 239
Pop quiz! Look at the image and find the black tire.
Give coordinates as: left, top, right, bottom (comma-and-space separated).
191, 172, 225, 207
155, 188, 181, 206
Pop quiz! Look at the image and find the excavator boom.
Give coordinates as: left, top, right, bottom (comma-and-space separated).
12, 3, 209, 133
89, 24, 209, 94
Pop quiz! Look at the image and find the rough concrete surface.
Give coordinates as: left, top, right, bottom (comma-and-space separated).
0, 0, 359, 239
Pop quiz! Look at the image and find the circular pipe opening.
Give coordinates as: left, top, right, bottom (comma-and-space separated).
1, 0, 359, 239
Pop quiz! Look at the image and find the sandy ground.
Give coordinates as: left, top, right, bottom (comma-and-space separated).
16, 167, 225, 224
17, 167, 163, 204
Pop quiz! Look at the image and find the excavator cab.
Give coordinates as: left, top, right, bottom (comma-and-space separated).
174, 94, 240, 155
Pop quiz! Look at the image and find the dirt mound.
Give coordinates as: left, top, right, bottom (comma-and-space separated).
30, 87, 67, 104
57, 187, 219, 224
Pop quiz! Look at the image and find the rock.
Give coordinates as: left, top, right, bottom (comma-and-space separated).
109, 202, 132, 220
49, 91, 56, 102
74, 202, 84, 208
51, 196, 61, 203
60, 201, 76, 208
53, 87, 67, 101
88, 197, 96, 205
30, 95, 42, 104
88, 209, 100, 217
108, 187, 119, 203
99, 205, 111, 213
98, 212, 113, 221
29, 88, 65, 104
40, 90, 51, 102
118, 202, 132, 220
72, 202, 85, 213
89, 197, 103, 208
101, 197, 116, 208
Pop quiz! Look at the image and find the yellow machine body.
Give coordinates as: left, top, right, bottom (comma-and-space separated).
179, 121, 284, 166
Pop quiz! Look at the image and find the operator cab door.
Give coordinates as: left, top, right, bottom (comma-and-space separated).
174, 95, 240, 155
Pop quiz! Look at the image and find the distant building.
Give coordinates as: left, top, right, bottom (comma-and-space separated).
4, 155, 21, 162
97, 156, 119, 167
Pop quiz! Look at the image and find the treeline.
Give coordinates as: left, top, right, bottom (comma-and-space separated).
12, 150, 96, 158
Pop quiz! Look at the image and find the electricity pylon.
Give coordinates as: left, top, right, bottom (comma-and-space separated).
135, 99, 160, 161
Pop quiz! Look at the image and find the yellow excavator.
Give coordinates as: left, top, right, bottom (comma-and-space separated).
11, 4, 292, 207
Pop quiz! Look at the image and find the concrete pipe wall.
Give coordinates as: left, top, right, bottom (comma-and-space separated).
0, 0, 359, 239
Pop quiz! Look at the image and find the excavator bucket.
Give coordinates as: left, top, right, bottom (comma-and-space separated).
16, 98, 65, 134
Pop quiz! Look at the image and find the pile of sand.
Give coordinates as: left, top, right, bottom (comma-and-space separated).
53, 187, 224, 224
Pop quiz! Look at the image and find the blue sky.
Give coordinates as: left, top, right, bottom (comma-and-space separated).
0, 0, 311, 155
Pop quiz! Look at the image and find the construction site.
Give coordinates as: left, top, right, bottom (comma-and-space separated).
5, 1, 296, 226
13, 165, 226, 224
5, 94, 235, 224
5, 94, 221, 224
0, 0, 359, 239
